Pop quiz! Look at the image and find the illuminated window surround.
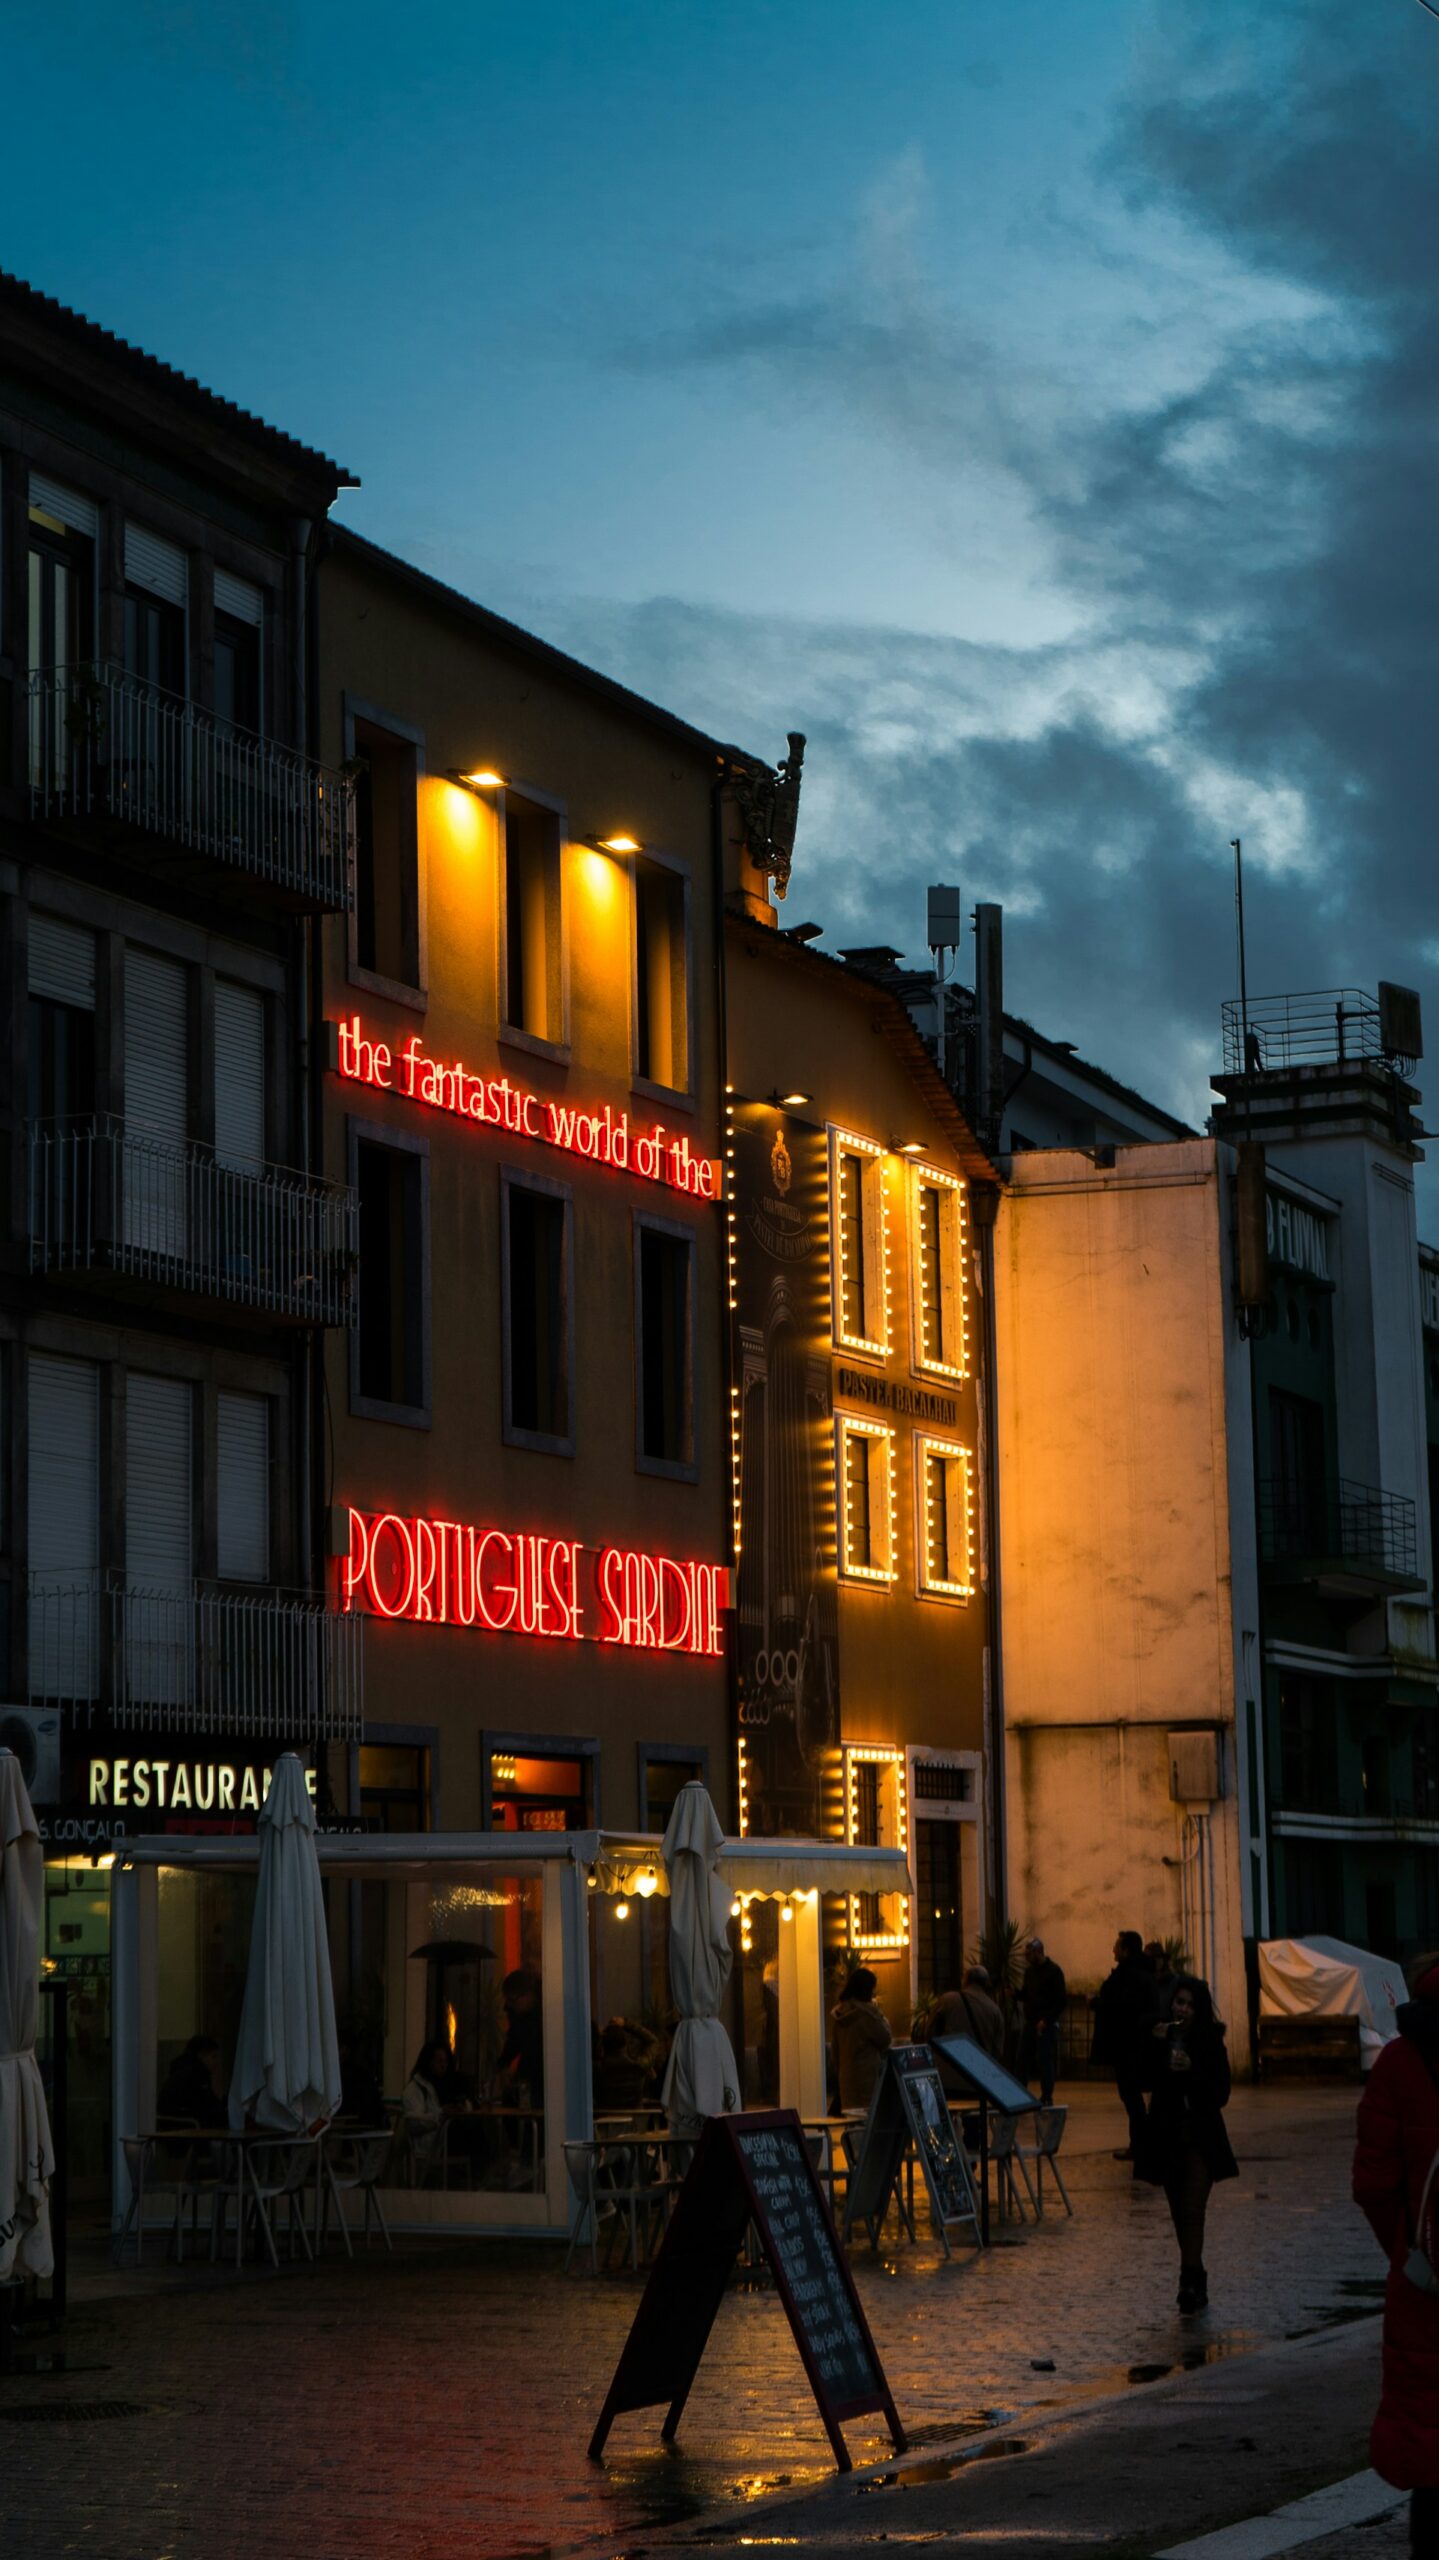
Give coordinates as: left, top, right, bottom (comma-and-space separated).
330, 1014, 720, 1203
844, 1743, 910, 1954
836, 1414, 897, 1585
726, 1089, 742, 1562
829, 1126, 890, 1359
915, 1434, 976, 1601
909, 1161, 971, 1383
343, 1506, 728, 1656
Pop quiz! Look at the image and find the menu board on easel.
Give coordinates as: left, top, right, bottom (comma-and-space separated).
589, 2109, 905, 2473
843, 2043, 981, 2257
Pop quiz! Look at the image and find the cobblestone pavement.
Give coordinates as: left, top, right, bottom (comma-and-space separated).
0, 2086, 1389, 2560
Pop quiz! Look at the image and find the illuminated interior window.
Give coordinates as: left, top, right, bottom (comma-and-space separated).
910, 1164, 969, 1381
634, 855, 690, 1092
830, 1127, 889, 1357
844, 1744, 909, 1952
916, 1435, 975, 1600
837, 1415, 896, 1583
502, 789, 565, 1046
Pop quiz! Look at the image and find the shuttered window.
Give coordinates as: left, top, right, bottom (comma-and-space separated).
217, 1392, 270, 1583
27, 1353, 100, 1699
29, 476, 99, 540
124, 523, 188, 606
124, 1373, 193, 1708
29, 914, 96, 1008
124, 948, 188, 1136
214, 568, 264, 626
214, 982, 265, 1170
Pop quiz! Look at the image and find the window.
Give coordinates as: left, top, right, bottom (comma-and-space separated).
916, 1435, 975, 1599
641, 1751, 704, 1834
28, 915, 96, 1121
489, 1745, 594, 1830
633, 856, 689, 1092
1268, 1389, 1328, 1554
213, 569, 264, 733
635, 1218, 694, 1474
503, 1174, 573, 1451
123, 525, 188, 696
359, 1740, 432, 1832
836, 1415, 896, 1582
28, 481, 96, 794
501, 790, 565, 1047
217, 1391, 270, 1583
123, 945, 190, 1263
213, 981, 266, 1172
843, 1745, 909, 1951
27, 1352, 100, 1701
351, 713, 421, 989
125, 1372, 195, 1706
353, 1132, 429, 1420
910, 1166, 969, 1380
830, 1128, 889, 1356
1277, 1674, 1338, 1812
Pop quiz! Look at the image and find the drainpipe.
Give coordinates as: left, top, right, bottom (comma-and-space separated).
971, 1185, 1008, 1921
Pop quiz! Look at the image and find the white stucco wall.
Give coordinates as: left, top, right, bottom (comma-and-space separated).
996, 1141, 1252, 2067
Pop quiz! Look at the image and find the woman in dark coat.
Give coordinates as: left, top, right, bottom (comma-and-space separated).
1352, 1956, 1439, 2553
1136, 1974, 1237, 2312
831, 1966, 892, 2113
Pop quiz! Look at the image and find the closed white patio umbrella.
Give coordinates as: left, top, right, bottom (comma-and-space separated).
229, 1755, 341, 2134
660, 1782, 739, 2136
0, 1749, 55, 2280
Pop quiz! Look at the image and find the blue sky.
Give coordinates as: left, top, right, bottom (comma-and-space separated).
5, 1, 1439, 1199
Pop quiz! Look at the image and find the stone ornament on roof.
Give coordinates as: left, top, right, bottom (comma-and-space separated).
733, 731, 806, 900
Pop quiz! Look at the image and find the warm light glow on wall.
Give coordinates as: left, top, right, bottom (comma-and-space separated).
576, 843, 621, 907
915, 1434, 976, 1601
829, 1126, 890, 1359
433, 773, 486, 863
909, 1161, 971, 1383
836, 1414, 897, 1584
843, 1743, 910, 1954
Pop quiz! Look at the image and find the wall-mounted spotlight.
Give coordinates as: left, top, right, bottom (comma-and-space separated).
451, 767, 507, 792
596, 833, 642, 855
895, 1139, 925, 1156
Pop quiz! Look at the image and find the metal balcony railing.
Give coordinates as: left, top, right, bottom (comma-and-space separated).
1221, 989, 1382, 1076
28, 1116, 357, 1326
1258, 1475, 1420, 1584
27, 663, 353, 910
27, 1576, 364, 1742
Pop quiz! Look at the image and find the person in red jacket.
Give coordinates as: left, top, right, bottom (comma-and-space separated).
1353, 1954, 1439, 2554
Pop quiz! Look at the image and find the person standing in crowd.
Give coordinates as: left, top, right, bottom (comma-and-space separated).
927, 1967, 1006, 2066
1136, 1974, 1236, 2311
497, 1967, 544, 2105
1019, 1938, 1067, 2106
832, 1965, 893, 2111
1092, 1929, 1157, 2162
1146, 1940, 1180, 2015
1352, 1952, 1439, 2555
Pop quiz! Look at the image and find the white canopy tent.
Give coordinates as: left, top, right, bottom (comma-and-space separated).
111, 1826, 912, 2234
1259, 1934, 1407, 2068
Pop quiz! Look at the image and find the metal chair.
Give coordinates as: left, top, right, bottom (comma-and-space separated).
317, 2128, 394, 2253
114, 2125, 224, 2266
1015, 2104, 1074, 2217
227, 2135, 322, 2269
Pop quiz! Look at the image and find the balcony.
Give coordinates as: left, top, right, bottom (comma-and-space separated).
1258, 1476, 1423, 1597
29, 1116, 357, 1326
27, 1576, 363, 1743
27, 663, 353, 910
1221, 989, 1385, 1076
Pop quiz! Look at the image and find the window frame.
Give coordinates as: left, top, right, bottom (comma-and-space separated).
843, 1742, 910, 1955
828, 1126, 889, 1359
914, 1432, 975, 1602
497, 778, 570, 1062
835, 1411, 897, 1585
636, 1742, 709, 1835
343, 693, 427, 1011
629, 845, 696, 1108
908, 1161, 970, 1384
500, 1164, 576, 1457
632, 1208, 699, 1483
481, 1728, 599, 1827
346, 1114, 432, 1430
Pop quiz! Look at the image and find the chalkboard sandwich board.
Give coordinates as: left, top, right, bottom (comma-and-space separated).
589, 2109, 905, 2473
843, 2043, 982, 2258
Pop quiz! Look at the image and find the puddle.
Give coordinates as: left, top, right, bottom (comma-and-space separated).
854, 2441, 1029, 2494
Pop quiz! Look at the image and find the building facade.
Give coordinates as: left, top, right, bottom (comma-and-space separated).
0, 275, 359, 2189
724, 887, 999, 2056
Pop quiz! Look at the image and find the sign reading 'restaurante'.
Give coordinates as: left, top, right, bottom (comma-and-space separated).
343, 1507, 729, 1658
329, 1016, 721, 1201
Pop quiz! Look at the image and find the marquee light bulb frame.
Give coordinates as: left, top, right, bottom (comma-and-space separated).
843, 1742, 911, 1955
908, 1160, 971, 1385
829, 1126, 891, 1361
915, 1434, 976, 1601
835, 1414, 898, 1585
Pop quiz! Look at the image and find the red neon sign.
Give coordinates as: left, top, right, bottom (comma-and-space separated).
331, 1016, 720, 1202
343, 1508, 728, 1658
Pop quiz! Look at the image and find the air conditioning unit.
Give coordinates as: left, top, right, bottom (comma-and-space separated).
0, 1704, 63, 1805
1168, 1730, 1222, 1807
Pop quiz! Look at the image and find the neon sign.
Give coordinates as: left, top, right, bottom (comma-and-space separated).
331, 1016, 720, 1202
343, 1508, 728, 1658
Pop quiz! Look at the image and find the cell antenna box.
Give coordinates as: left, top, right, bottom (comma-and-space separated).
927, 885, 963, 952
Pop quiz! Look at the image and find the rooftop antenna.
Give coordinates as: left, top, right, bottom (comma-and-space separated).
1232, 833, 1268, 1333
1232, 836, 1253, 1100
926, 885, 963, 1084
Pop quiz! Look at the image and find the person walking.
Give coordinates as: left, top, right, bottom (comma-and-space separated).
1135, 1974, 1236, 2311
1092, 1929, 1157, 2162
1019, 1938, 1067, 2106
831, 1965, 892, 2112
1352, 1952, 1439, 2554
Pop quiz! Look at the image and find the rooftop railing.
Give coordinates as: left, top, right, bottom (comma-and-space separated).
1221, 989, 1382, 1077
29, 1115, 358, 1326
27, 1576, 364, 1742
1258, 1475, 1420, 1586
27, 663, 353, 910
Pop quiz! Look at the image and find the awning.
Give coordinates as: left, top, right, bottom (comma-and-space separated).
716, 1838, 914, 1898
115, 1826, 915, 1900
